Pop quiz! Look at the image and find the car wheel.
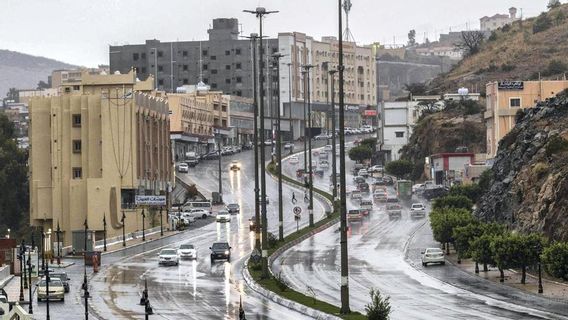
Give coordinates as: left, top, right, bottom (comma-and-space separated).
202, 214, 207, 219
227, 256, 231, 262
37, 297, 41, 302
422, 262, 427, 267
61, 297, 65, 302
210, 256, 214, 264
441, 261, 446, 265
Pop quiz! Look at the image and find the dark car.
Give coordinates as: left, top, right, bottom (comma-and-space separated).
210, 242, 232, 263
226, 203, 240, 214
50, 272, 70, 293
358, 182, 370, 194
423, 186, 449, 200
203, 151, 219, 160
383, 176, 394, 186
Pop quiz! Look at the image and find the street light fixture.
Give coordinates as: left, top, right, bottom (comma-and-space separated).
244, 6, 278, 279
18, 240, 25, 302
214, 128, 223, 204
302, 64, 315, 227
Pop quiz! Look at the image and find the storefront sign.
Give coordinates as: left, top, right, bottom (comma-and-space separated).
498, 81, 524, 90
135, 195, 166, 206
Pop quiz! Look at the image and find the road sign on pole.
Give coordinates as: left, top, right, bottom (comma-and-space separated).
293, 207, 302, 215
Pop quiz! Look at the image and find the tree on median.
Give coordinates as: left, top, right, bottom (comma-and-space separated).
542, 242, 568, 280
429, 208, 473, 254
348, 145, 373, 163
385, 160, 414, 180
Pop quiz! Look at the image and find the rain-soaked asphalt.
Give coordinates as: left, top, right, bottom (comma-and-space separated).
88, 143, 328, 319
275, 147, 568, 320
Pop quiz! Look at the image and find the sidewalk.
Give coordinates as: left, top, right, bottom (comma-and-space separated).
446, 254, 568, 301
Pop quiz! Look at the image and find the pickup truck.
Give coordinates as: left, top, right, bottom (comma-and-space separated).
410, 203, 426, 217
386, 204, 402, 219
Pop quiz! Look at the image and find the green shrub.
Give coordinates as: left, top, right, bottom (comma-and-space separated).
365, 289, 392, 320
533, 13, 553, 34
348, 145, 373, 163
274, 271, 290, 291
542, 242, 568, 280
433, 195, 474, 211
449, 184, 482, 203
267, 232, 279, 248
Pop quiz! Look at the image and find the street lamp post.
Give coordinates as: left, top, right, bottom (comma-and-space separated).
329, 69, 338, 202
302, 64, 315, 227
83, 219, 89, 320
45, 264, 50, 320
287, 63, 294, 143
273, 52, 285, 241
215, 129, 223, 204
22, 239, 28, 290
245, 33, 261, 252
302, 70, 308, 175
121, 211, 126, 247
160, 208, 164, 237
244, 6, 278, 279
40, 225, 45, 273
338, 0, 351, 313
534, 244, 544, 294
103, 215, 107, 252
142, 209, 146, 242
28, 230, 34, 314
56, 221, 61, 265
18, 240, 24, 302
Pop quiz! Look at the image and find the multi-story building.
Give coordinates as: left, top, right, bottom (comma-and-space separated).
480, 7, 519, 32
378, 101, 419, 161
485, 80, 568, 158
168, 84, 231, 160
228, 96, 254, 146
109, 18, 279, 97
50, 65, 110, 90
29, 69, 172, 248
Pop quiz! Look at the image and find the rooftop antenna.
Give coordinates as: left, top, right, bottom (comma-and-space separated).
342, 0, 355, 42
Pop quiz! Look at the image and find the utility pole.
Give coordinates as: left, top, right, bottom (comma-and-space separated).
216, 129, 223, 204
302, 64, 315, 227
28, 230, 34, 314
329, 69, 338, 202
287, 63, 294, 142
244, 6, 279, 279
302, 70, 308, 174
121, 211, 126, 247
142, 209, 146, 242
338, 0, 351, 313
103, 215, 107, 252
273, 53, 285, 241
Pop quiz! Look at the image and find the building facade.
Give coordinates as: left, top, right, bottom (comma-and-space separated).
29, 70, 172, 248
378, 101, 419, 161
109, 18, 279, 97
429, 153, 475, 186
485, 80, 568, 158
480, 8, 519, 32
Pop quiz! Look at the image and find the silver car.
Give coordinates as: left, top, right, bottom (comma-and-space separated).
37, 278, 65, 302
421, 248, 445, 266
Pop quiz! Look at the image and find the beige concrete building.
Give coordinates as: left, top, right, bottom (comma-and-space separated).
50, 65, 111, 91
168, 85, 231, 160
29, 69, 172, 248
480, 7, 519, 32
485, 80, 568, 158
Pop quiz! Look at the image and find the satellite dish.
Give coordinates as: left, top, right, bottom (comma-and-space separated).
458, 87, 469, 96
114, 71, 121, 75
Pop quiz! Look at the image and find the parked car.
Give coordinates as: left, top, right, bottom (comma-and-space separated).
180, 212, 196, 224
158, 248, 179, 266
210, 242, 232, 263
177, 163, 189, 173
226, 203, 240, 214
230, 160, 240, 171
264, 139, 272, 146
410, 203, 426, 217
421, 248, 445, 266
37, 278, 65, 302
190, 208, 210, 220
368, 165, 384, 173
178, 244, 197, 260
216, 210, 231, 223
48, 272, 70, 293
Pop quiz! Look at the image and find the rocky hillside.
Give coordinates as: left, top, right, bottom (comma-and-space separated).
429, 4, 568, 93
476, 90, 568, 242
0, 50, 77, 98
400, 101, 486, 179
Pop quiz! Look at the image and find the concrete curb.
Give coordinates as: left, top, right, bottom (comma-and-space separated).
242, 258, 342, 320
100, 230, 181, 256
0, 275, 14, 289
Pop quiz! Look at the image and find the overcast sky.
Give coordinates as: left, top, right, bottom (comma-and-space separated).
0, 0, 546, 66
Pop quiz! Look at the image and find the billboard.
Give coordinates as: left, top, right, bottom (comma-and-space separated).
364, 110, 377, 116
135, 195, 166, 206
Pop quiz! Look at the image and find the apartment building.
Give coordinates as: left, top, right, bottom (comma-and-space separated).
485, 80, 568, 158
29, 70, 172, 248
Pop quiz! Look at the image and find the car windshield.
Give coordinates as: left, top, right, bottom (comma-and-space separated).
412, 204, 424, 209
180, 244, 194, 250
218, 211, 229, 215
161, 249, 177, 255
212, 243, 229, 249
228, 204, 238, 208
50, 273, 67, 280
426, 248, 443, 254
40, 279, 62, 286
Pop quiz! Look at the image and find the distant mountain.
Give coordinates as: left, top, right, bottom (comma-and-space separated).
0, 49, 78, 98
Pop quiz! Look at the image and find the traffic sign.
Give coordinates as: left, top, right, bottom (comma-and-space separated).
293, 206, 302, 214
251, 248, 261, 263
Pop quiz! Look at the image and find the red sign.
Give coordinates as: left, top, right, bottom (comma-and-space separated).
364, 110, 377, 116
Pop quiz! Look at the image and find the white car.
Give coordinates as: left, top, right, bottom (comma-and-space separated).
37, 278, 65, 302
216, 210, 231, 223
289, 156, 299, 164
324, 145, 333, 151
368, 165, 384, 173
178, 244, 197, 260
358, 169, 369, 177
158, 248, 179, 266
319, 160, 329, 168
180, 212, 196, 224
421, 248, 445, 266
284, 142, 294, 149
190, 208, 210, 219
177, 163, 189, 173
410, 203, 426, 217
412, 183, 425, 193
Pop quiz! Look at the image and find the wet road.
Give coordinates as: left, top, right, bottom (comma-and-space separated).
89, 145, 327, 319
275, 149, 568, 320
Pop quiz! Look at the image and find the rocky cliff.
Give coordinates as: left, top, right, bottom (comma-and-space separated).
476, 90, 568, 241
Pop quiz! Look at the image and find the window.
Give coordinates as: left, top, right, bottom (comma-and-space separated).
203, 78, 208, 84
225, 65, 231, 70
183, 78, 189, 85
203, 64, 208, 70
141, 53, 146, 59
158, 65, 163, 72
510, 98, 521, 107
210, 55, 216, 60
157, 51, 163, 57
202, 50, 208, 56
211, 69, 218, 74
225, 50, 230, 56
236, 77, 242, 83
225, 78, 231, 84
121, 189, 136, 209
272, 47, 278, 54
222, 105, 227, 112
235, 48, 241, 55
395, 132, 404, 138
133, 53, 139, 61
158, 79, 164, 86
72, 167, 82, 179
236, 90, 242, 96
72, 114, 81, 127
73, 85, 80, 91
72, 140, 82, 153
183, 65, 188, 71
235, 63, 242, 70
182, 50, 188, 57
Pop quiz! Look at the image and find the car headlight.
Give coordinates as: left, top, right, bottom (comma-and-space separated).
224, 250, 229, 255
249, 221, 254, 226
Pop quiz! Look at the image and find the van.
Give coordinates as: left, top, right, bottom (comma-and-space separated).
186, 201, 212, 214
